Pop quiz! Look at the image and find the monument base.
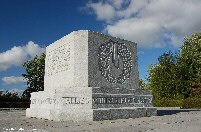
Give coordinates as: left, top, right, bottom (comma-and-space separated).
26, 108, 93, 122
26, 88, 157, 121
93, 107, 156, 121
26, 107, 156, 121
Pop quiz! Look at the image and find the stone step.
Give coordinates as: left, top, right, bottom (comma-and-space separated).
93, 107, 157, 121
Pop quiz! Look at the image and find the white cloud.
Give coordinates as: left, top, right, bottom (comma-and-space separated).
109, 0, 126, 9
117, 0, 149, 18
2, 76, 27, 85
86, 0, 201, 48
26, 41, 45, 58
0, 41, 45, 71
7, 88, 24, 96
86, 2, 116, 23
0, 88, 23, 96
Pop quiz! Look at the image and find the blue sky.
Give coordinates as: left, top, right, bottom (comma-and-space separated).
0, 0, 201, 93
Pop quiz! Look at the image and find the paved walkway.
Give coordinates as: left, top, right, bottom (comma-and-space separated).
0, 109, 201, 132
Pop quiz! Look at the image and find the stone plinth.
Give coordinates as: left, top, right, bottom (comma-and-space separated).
26, 30, 156, 121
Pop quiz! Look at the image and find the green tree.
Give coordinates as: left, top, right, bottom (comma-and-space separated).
22, 53, 45, 98
148, 32, 201, 99
148, 51, 180, 99
179, 33, 201, 90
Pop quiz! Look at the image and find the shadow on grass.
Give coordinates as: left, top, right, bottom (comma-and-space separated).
157, 109, 200, 116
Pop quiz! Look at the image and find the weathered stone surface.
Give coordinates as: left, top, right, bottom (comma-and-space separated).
93, 107, 156, 121
26, 30, 156, 122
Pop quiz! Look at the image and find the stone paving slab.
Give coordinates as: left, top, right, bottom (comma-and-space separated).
0, 109, 201, 132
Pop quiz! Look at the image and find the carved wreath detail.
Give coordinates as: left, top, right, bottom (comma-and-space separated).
98, 39, 133, 84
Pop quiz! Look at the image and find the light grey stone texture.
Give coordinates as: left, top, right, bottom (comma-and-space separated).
44, 31, 89, 92
26, 30, 156, 122
26, 87, 93, 121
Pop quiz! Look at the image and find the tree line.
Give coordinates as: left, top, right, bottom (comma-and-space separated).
0, 91, 30, 108
147, 32, 201, 101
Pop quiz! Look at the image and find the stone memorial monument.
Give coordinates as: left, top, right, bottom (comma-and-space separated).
26, 30, 157, 121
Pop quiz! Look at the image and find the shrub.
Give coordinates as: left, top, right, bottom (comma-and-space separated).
182, 98, 201, 108
154, 98, 183, 107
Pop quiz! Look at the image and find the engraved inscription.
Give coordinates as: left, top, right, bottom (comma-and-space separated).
62, 97, 91, 104
46, 44, 71, 76
31, 97, 91, 105
31, 98, 63, 105
31, 96, 152, 105
93, 96, 152, 104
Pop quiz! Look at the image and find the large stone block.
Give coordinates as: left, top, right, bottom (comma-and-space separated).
43, 30, 138, 91
26, 30, 156, 121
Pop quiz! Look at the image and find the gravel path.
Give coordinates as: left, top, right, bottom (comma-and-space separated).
0, 109, 201, 132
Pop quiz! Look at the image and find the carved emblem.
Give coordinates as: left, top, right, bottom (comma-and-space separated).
98, 39, 132, 84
